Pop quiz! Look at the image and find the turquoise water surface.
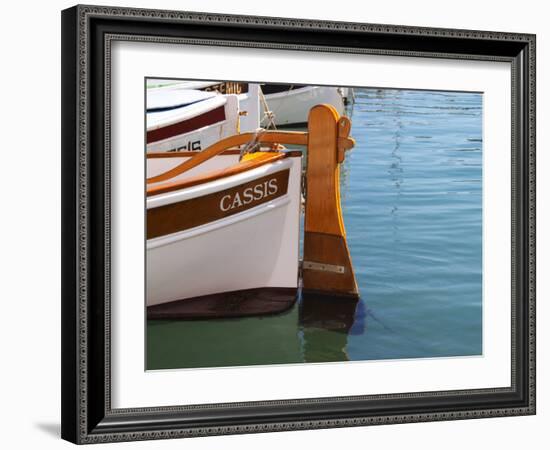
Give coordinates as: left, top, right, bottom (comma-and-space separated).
147, 88, 483, 369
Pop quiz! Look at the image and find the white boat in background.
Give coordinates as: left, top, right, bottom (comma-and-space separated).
147, 89, 241, 153
147, 87, 217, 111
146, 83, 262, 153
147, 79, 244, 93
260, 84, 347, 127
146, 80, 350, 141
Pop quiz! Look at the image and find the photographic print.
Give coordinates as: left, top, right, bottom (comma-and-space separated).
62, 6, 535, 442
145, 79, 483, 370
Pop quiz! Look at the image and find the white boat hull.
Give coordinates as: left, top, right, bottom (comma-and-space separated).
262, 86, 345, 126
146, 95, 240, 153
146, 120, 234, 153
146, 156, 302, 306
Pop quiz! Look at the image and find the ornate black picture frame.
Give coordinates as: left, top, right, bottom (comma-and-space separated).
61, 4, 536, 444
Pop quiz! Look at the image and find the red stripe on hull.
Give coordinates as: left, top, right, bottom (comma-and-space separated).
147, 105, 226, 144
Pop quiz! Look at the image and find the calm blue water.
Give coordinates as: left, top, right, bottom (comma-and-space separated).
343, 88, 482, 360
147, 88, 483, 369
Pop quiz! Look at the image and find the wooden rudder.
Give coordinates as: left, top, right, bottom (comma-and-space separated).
302, 104, 359, 299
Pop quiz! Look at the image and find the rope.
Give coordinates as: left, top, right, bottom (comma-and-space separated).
239, 128, 266, 161
259, 88, 277, 130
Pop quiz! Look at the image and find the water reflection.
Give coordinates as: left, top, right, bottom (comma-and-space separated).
388, 92, 404, 242
299, 294, 360, 363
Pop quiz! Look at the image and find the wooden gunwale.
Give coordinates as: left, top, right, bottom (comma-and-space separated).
147, 149, 302, 158
147, 131, 307, 184
147, 151, 301, 197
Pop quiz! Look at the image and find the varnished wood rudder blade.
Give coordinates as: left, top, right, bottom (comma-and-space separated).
302, 104, 359, 299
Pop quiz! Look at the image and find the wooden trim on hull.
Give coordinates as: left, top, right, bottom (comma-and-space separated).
146, 149, 303, 158
147, 287, 298, 320
147, 152, 286, 196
